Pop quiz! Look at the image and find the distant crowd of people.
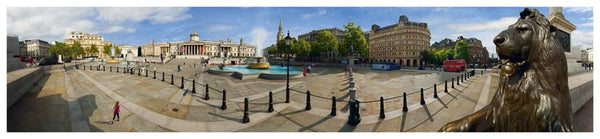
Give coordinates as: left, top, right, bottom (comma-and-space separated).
582, 63, 593, 71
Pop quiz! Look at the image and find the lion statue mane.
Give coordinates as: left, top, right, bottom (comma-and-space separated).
439, 8, 572, 132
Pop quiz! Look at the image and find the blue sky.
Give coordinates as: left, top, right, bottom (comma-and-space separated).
8, 7, 593, 57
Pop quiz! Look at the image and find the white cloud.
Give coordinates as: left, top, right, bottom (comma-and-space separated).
249, 27, 269, 56
96, 7, 191, 24
581, 22, 593, 26
432, 8, 451, 12
571, 30, 593, 49
8, 7, 192, 44
104, 26, 136, 33
446, 17, 517, 32
7, 7, 97, 42
301, 9, 327, 20
148, 8, 192, 24
565, 7, 593, 13
206, 24, 233, 32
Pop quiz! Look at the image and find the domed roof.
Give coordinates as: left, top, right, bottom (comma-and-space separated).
191, 31, 199, 36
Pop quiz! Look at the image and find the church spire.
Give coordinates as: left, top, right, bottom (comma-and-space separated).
277, 18, 284, 41
278, 19, 282, 31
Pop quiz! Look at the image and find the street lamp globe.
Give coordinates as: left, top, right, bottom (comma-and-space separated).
285, 31, 292, 46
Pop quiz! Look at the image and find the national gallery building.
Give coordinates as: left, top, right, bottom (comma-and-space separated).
141, 31, 256, 59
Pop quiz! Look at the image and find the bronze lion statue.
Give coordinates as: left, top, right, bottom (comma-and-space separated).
439, 8, 572, 132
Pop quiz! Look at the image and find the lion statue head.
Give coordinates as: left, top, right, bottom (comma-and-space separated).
439, 8, 572, 132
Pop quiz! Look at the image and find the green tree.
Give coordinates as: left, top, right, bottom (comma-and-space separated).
71, 41, 85, 58
420, 50, 432, 66
48, 42, 68, 58
294, 39, 311, 58
312, 30, 338, 59
267, 46, 278, 55
89, 44, 99, 57
447, 48, 455, 60
103, 44, 112, 57
116, 47, 122, 56
341, 22, 369, 58
276, 38, 297, 56
454, 40, 470, 62
489, 57, 499, 64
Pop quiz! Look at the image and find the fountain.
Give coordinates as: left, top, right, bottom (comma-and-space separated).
105, 46, 121, 64
247, 57, 270, 69
208, 57, 301, 80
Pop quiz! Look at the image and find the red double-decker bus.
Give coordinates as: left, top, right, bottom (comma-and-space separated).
443, 59, 467, 72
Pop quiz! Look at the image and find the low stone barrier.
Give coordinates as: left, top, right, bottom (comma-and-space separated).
7, 67, 45, 107
569, 75, 593, 113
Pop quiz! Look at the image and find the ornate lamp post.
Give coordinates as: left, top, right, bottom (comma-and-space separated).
285, 31, 292, 103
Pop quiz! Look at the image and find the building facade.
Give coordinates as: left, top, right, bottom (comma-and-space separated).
141, 39, 180, 57
431, 36, 490, 67
367, 15, 431, 67
117, 45, 139, 58
64, 31, 114, 58
20, 39, 51, 58
142, 31, 256, 59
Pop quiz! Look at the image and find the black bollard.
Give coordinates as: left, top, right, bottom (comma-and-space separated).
221, 90, 227, 110
452, 78, 455, 88
84, 65, 86, 70
403, 92, 408, 112
180, 76, 184, 89
420, 88, 425, 105
242, 98, 249, 123
285, 88, 290, 103
445, 80, 448, 93
305, 90, 311, 111
192, 80, 196, 93
171, 74, 174, 85
331, 96, 336, 116
204, 84, 210, 100
154, 71, 156, 79
110, 66, 112, 72
347, 98, 361, 126
162, 72, 165, 81
379, 96, 385, 119
457, 76, 460, 85
268, 91, 274, 112
103, 66, 105, 71
434, 84, 439, 98
461, 74, 464, 82
89, 65, 91, 70
138, 69, 141, 76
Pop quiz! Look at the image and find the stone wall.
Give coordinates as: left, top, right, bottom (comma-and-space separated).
569, 77, 593, 113
7, 67, 46, 107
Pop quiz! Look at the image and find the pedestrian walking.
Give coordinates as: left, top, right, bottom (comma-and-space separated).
303, 68, 307, 77
178, 64, 182, 72
112, 101, 121, 123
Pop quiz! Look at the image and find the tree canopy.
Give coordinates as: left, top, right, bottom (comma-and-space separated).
341, 22, 369, 58
312, 30, 338, 57
454, 40, 470, 62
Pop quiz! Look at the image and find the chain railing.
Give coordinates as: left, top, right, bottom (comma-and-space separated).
77, 63, 483, 123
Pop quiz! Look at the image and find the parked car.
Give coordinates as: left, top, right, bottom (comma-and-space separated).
38, 57, 58, 65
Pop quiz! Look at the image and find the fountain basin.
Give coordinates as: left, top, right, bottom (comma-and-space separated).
248, 63, 270, 69
208, 65, 303, 80
106, 59, 121, 64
